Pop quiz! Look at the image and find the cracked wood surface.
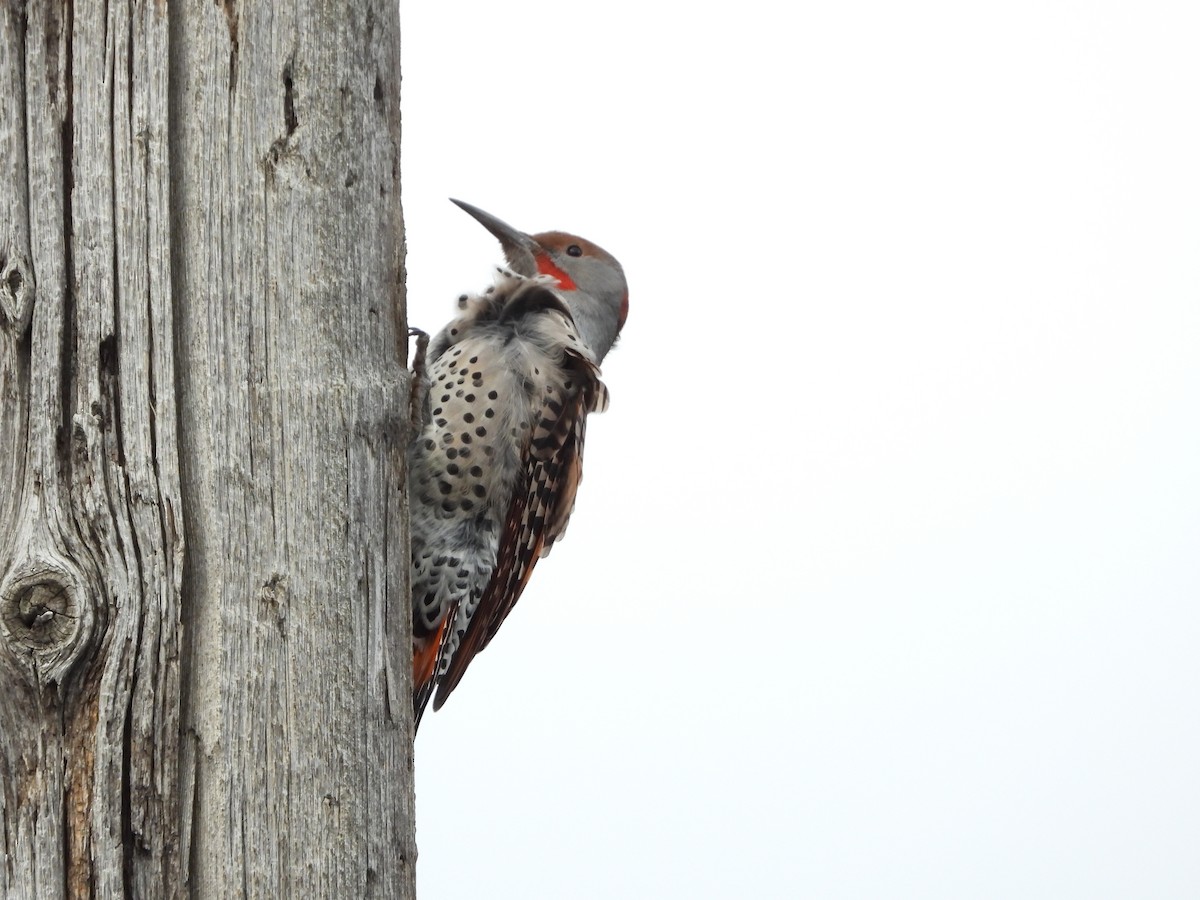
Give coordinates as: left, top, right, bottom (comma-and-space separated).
1, 2, 415, 897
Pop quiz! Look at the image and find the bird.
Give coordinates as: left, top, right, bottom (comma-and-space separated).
409, 199, 628, 730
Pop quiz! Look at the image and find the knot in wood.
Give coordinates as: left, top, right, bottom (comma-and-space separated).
0, 246, 35, 335
1, 577, 79, 651
0, 555, 89, 686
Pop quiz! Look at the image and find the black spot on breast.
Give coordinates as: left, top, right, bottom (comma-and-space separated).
446, 447, 458, 459
464, 413, 475, 423
438, 481, 452, 495
469, 466, 483, 477
488, 390, 498, 400
472, 485, 487, 499
475, 426, 487, 437
446, 463, 460, 475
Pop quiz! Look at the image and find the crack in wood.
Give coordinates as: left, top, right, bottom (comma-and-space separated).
56, 0, 76, 468
219, 0, 239, 89
282, 54, 297, 137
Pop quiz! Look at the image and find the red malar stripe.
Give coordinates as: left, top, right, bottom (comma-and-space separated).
535, 254, 578, 291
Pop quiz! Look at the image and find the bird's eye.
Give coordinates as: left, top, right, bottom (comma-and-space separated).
566, 244, 583, 257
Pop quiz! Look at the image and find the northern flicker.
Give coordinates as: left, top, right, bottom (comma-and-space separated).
410, 200, 628, 729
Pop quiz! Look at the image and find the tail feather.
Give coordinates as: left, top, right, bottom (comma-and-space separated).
412, 616, 449, 732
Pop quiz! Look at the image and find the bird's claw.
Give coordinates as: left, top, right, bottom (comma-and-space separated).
408, 327, 431, 430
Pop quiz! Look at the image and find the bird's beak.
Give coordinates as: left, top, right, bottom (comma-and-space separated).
450, 199, 538, 277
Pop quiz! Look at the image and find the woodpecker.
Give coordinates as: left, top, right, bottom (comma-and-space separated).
410, 200, 628, 729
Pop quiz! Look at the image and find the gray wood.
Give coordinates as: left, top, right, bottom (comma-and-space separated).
1, 1, 415, 896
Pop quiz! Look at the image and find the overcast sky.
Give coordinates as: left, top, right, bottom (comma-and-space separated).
398, 2, 1200, 897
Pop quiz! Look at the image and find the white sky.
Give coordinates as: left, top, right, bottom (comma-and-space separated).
399, 2, 1200, 897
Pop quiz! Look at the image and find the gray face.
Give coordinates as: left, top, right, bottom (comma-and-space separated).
551, 251, 627, 363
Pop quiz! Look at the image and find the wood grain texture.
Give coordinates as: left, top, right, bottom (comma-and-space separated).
1, 1, 414, 896
2, 2, 185, 896
170, 0, 415, 897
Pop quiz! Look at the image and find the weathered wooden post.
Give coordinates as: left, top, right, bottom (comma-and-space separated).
1, 1, 415, 896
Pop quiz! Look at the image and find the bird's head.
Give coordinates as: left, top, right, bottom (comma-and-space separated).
451, 199, 628, 362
